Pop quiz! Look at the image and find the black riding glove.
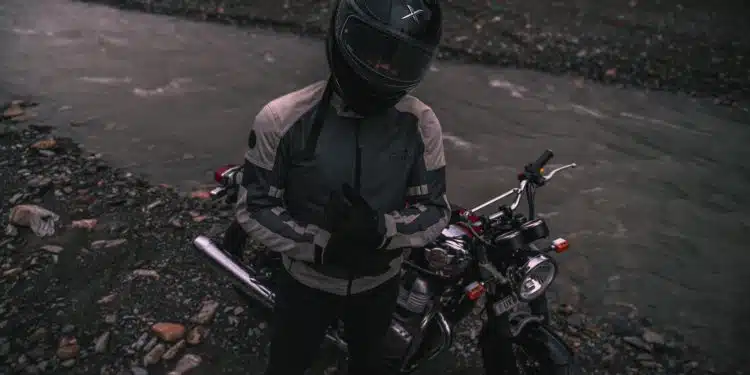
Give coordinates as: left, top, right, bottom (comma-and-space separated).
317, 184, 391, 274
336, 184, 385, 248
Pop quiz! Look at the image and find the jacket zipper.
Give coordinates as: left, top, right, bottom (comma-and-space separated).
346, 119, 363, 297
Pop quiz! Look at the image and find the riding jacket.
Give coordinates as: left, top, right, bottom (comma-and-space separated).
236, 80, 450, 295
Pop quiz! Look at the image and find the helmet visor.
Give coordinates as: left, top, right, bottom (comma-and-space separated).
337, 15, 434, 87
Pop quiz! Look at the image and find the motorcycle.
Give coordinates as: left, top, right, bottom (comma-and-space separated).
192, 149, 580, 374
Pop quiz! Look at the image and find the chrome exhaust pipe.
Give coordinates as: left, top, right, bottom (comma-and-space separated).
192, 236, 348, 351
193, 236, 275, 309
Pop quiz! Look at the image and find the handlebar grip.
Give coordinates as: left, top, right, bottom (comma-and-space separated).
530, 149, 554, 171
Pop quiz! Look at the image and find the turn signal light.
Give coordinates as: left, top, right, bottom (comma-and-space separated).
551, 238, 569, 253
464, 281, 485, 301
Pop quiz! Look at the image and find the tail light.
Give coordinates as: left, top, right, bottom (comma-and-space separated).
214, 165, 239, 184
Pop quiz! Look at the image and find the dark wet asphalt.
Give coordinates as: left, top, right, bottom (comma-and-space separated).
1, 0, 749, 368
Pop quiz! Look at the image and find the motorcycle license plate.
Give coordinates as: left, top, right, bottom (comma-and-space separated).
492, 294, 519, 315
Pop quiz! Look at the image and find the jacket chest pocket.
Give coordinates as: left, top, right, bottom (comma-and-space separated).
362, 146, 414, 205
286, 150, 355, 208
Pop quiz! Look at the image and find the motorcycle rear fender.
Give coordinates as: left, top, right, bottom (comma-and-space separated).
512, 323, 575, 367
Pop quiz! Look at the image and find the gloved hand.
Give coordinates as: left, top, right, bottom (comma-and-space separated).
317, 184, 392, 275
331, 184, 385, 249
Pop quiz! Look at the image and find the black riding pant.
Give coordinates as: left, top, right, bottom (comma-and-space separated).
264, 268, 400, 375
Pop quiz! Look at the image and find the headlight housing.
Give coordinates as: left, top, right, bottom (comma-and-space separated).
513, 253, 557, 301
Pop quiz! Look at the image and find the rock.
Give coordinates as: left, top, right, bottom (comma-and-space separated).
143, 337, 159, 353
636, 353, 654, 361
168, 218, 184, 228
5, 223, 19, 237
143, 343, 166, 366
28, 327, 47, 342
8, 193, 24, 205
642, 329, 665, 347
61, 359, 77, 368
623, 336, 652, 352
2, 102, 25, 119
104, 313, 117, 324
37, 361, 49, 372
186, 326, 208, 345
162, 340, 186, 360
130, 367, 148, 375
152, 323, 186, 342
556, 304, 575, 316
94, 331, 111, 353
61, 324, 75, 334
131, 332, 149, 351
71, 219, 98, 230
27, 176, 52, 188
97, 293, 117, 304
91, 239, 127, 249
8, 204, 60, 237
56, 337, 80, 359
30, 138, 57, 150
146, 200, 164, 211
41, 245, 64, 254
190, 300, 219, 325
3, 267, 23, 278
132, 269, 160, 279
167, 354, 201, 375
233, 306, 244, 315
640, 360, 661, 369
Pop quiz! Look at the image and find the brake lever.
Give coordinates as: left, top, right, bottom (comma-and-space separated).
542, 163, 577, 180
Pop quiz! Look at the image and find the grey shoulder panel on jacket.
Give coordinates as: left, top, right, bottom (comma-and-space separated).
247, 81, 327, 170
394, 95, 446, 171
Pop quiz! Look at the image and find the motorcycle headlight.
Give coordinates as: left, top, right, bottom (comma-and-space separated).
514, 254, 557, 301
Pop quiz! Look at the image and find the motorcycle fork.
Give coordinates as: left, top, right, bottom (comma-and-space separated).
528, 295, 551, 324
479, 296, 521, 375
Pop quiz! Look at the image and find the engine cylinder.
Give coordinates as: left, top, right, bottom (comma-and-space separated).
381, 272, 435, 362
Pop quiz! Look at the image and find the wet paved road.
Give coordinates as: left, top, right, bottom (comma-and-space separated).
2, 0, 749, 368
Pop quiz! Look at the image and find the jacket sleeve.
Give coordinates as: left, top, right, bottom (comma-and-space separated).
380, 108, 451, 250
235, 104, 329, 262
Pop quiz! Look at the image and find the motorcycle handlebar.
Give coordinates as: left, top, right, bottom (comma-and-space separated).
528, 149, 554, 173
470, 162, 577, 216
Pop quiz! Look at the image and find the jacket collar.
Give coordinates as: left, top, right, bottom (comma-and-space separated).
330, 93, 364, 118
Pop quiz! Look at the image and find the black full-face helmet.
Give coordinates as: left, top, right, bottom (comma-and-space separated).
326, 0, 442, 115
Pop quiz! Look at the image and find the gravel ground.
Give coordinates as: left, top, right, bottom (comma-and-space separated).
1, 100, 744, 374
76, 0, 750, 106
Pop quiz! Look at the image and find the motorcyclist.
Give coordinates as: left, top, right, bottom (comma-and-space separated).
235, 0, 448, 373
